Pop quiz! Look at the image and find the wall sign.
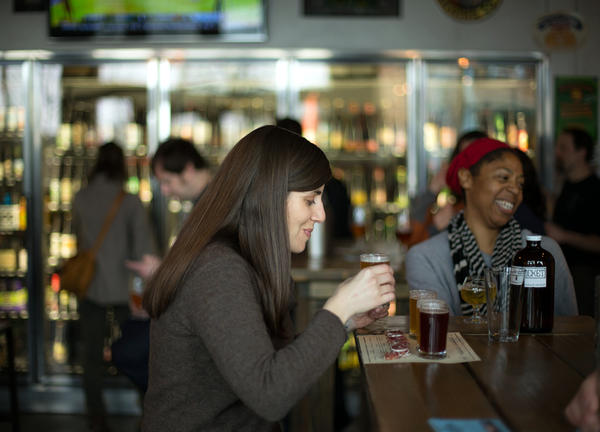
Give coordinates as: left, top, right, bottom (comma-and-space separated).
534, 11, 587, 51
555, 76, 598, 141
436, 0, 502, 21
304, 0, 400, 17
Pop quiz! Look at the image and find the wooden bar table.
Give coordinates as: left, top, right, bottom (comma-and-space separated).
357, 316, 596, 432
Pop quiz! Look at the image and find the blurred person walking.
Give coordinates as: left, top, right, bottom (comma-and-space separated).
73, 142, 156, 432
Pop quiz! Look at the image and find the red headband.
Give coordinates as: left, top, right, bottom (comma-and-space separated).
446, 137, 511, 195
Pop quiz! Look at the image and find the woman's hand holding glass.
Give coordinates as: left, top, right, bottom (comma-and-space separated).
324, 264, 395, 330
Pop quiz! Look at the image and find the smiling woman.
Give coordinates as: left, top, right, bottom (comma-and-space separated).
286, 187, 326, 253
405, 138, 578, 318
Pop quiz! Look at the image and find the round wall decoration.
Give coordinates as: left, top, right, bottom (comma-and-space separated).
534, 11, 587, 51
436, 0, 502, 21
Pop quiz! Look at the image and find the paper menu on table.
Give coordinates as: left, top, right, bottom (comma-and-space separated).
357, 332, 480, 364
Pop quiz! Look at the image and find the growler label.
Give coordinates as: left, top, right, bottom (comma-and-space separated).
523, 266, 546, 288
510, 267, 525, 285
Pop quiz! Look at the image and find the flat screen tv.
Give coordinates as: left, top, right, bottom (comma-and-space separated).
48, 0, 266, 40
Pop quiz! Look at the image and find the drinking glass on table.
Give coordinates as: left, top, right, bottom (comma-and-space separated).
409, 289, 437, 339
360, 253, 391, 314
484, 267, 525, 342
460, 276, 486, 324
417, 298, 449, 359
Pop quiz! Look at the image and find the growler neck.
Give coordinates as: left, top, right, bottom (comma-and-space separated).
525, 234, 542, 248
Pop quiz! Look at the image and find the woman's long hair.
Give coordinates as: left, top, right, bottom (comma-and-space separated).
143, 126, 332, 337
89, 142, 127, 183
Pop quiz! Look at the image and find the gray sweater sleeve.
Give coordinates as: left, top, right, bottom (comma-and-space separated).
180, 245, 347, 422
405, 232, 463, 316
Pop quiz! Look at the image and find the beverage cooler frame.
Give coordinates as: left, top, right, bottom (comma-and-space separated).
0, 49, 551, 388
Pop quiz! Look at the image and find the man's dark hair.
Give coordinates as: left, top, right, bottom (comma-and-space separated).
562, 128, 595, 163
151, 138, 209, 175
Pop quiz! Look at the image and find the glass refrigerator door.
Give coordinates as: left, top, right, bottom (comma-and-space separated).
0, 62, 29, 373
37, 61, 151, 376
163, 60, 279, 248
422, 59, 540, 186
292, 60, 409, 243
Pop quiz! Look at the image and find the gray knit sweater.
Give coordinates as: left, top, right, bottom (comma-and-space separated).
142, 241, 347, 432
405, 229, 578, 316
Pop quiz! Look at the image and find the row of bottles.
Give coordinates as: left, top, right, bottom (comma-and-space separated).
302, 97, 407, 157
0, 278, 27, 318
424, 108, 532, 157
0, 238, 27, 276
45, 273, 78, 321
170, 97, 275, 159
346, 165, 410, 243
46, 153, 152, 215
0, 106, 26, 137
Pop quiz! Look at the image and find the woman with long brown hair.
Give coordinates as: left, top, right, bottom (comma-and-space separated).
142, 126, 395, 431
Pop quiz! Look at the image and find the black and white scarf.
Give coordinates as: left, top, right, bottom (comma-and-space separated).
448, 211, 522, 316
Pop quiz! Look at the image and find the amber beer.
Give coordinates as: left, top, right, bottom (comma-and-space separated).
409, 289, 437, 338
417, 298, 449, 358
359, 253, 389, 269
360, 253, 390, 311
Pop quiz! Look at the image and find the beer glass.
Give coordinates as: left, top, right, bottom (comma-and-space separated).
460, 276, 486, 324
417, 298, 449, 359
360, 253, 391, 313
409, 289, 437, 339
484, 267, 525, 342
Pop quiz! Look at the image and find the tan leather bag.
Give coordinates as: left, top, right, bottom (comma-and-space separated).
60, 191, 125, 299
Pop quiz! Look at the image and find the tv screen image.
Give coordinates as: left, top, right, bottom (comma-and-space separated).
48, 0, 265, 39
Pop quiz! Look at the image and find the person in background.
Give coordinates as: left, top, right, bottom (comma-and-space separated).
126, 138, 211, 279
152, 137, 212, 202
405, 137, 577, 317
113, 138, 212, 394
512, 149, 547, 235
141, 126, 395, 431
72, 142, 155, 432
276, 117, 352, 240
566, 370, 600, 432
545, 128, 600, 317
407, 130, 487, 248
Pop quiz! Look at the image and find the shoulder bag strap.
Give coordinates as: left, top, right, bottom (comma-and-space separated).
89, 190, 126, 257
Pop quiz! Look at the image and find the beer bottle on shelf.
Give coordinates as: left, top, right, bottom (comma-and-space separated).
512, 235, 555, 332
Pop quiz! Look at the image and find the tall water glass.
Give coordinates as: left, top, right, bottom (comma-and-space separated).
484, 267, 525, 342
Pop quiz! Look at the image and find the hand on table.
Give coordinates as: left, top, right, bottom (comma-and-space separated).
565, 370, 600, 432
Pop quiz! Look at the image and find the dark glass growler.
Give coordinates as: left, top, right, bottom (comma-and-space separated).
512, 235, 555, 332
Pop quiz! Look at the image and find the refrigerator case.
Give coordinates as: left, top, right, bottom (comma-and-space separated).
165, 60, 280, 248
0, 62, 29, 373
293, 60, 410, 244
422, 59, 540, 186
37, 61, 153, 375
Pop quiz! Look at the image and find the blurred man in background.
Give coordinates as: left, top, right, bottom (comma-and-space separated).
546, 128, 600, 317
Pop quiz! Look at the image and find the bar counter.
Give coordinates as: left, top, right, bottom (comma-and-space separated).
357, 316, 596, 432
